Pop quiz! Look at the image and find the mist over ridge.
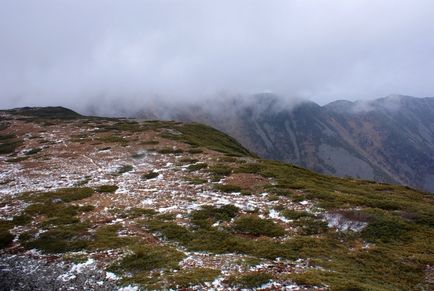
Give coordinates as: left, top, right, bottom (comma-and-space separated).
1, 0, 434, 109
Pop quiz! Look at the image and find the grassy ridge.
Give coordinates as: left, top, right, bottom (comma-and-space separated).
1, 110, 433, 289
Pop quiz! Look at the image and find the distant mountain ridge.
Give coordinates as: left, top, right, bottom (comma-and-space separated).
136, 94, 434, 192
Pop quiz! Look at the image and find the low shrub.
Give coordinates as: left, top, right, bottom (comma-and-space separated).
232, 215, 285, 237
96, 185, 118, 193
226, 271, 273, 288
167, 268, 220, 288
281, 209, 315, 220
208, 164, 233, 176
24, 147, 42, 155
157, 148, 183, 154
191, 205, 239, 228
89, 224, 134, 250
25, 187, 94, 203
111, 244, 184, 273
21, 222, 90, 253
0, 221, 14, 249
187, 163, 208, 172
118, 165, 133, 174
142, 171, 159, 179
98, 135, 127, 143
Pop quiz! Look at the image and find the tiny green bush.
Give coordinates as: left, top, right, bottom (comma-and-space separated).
24, 147, 42, 155
235, 163, 262, 174
157, 147, 183, 154
140, 140, 159, 145
226, 271, 273, 288
167, 268, 220, 288
232, 215, 285, 237
111, 244, 184, 273
22, 222, 90, 253
118, 165, 133, 174
178, 158, 199, 164
5, 156, 29, 163
0, 136, 22, 154
89, 224, 133, 250
0, 221, 14, 249
281, 209, 315, 220
295, 217, 328, 235
360, 209, 411, 243
208, 164, 233, 176
187, 163, 208, 172
142, 171, 159, 179
122, 208, 156, 218
25, 187, 94, 203
98, 134, 127, 143
191, 205, 239, 228
96, 185, 118, 193
187, 148, 203, 154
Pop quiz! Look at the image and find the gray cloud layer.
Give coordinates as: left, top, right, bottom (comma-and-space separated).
1, 0, 434, 111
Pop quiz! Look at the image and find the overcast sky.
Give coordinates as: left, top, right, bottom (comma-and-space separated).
1, 0, 434, 110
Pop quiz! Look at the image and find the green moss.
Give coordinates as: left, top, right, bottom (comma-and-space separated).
96, 185, 118, 193
121, 208, 157, 218
140, 140, 159, 145
187, 148, 203, 154
218, 156, 238, 163
157, 147, 183, 154
163, 123, 254, 157
208, 164, 233, 176
232, 215, 285, 237
226, 271, 273, 288
118, 165, 133, 174
191, 205, 239, 228
5, 156, 29, 163
12, 214, 32, 226
187, 163, 208, 172
89, 224, 134, 250
235, 163, 263, 174
360, 209, 411, 243
24, 147, 42, 155
74, 176, 91, 186
111, 244, 184, 273
142, 171, 159, 179
295, 217, 328, 235
21, 222, 90, 253
178, 157, 199, 164
0, 221, 14, 249
98, 134, 127, 143
167, 268, 220, 288
281, 209, 314, 220
19, 188, 89, 204
23, 187, 94, 203
0, 133, 22, 154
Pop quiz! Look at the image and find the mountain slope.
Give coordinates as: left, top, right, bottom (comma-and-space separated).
0, 107, 433, 290
154, 94, 434, 192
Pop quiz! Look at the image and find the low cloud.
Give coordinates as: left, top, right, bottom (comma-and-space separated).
1, 0, 434, 113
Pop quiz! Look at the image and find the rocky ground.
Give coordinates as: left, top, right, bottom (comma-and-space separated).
0, 108, 432, 290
